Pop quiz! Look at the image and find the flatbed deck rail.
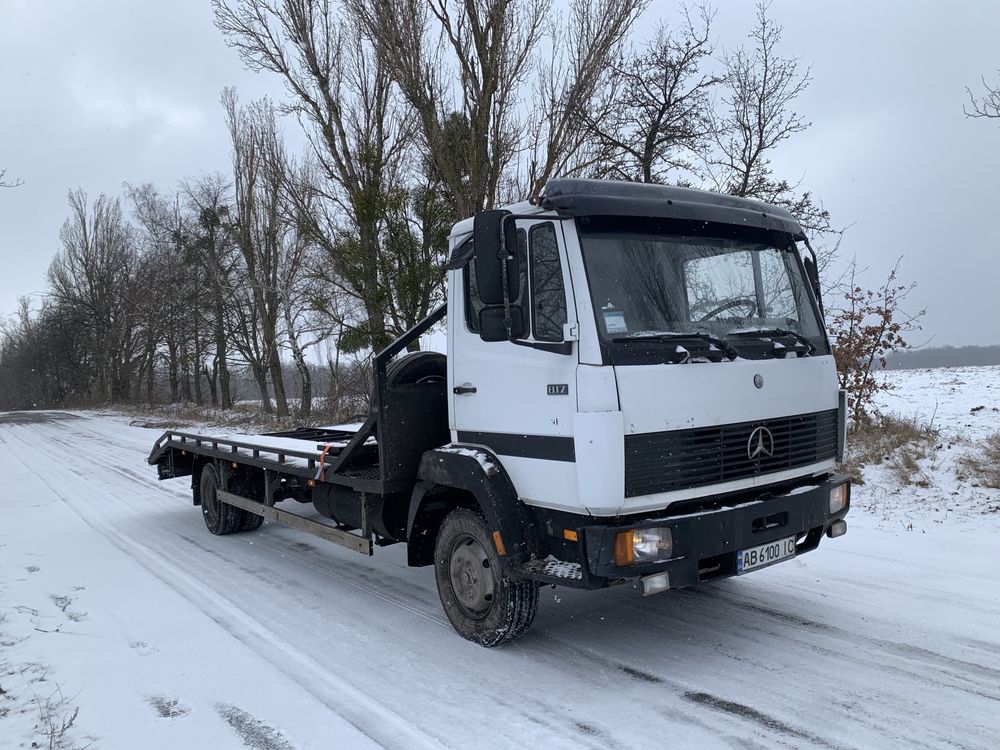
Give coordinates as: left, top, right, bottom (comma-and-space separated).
147, 430, 393, 493
150, 431, 330, 468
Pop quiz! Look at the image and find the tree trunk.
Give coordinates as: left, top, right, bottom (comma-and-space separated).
268, 354, 289, 418
145, 352, 155, 404
180, 351, 192, 403
215, 304, 233, 409
252, 364, 273, 414
192, 329, 204, 406
288, 341, 312, 419
204, 361, 218, 408
363, 298, 388, 352
168, 343, 179, 402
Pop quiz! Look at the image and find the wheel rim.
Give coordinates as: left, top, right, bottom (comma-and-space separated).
202, 476, 219, 526
448, 534, 495, 620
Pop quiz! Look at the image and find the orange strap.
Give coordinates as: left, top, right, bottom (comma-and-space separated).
315, 443, 338, 482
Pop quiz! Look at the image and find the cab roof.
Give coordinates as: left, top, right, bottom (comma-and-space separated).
446, 179, 805, 245
539, 178, 805, 239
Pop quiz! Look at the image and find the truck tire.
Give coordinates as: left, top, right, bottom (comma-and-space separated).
386, 351, 446, 385
434, 508, 539, 646
239, 512, 265, 532
199, 465, 260, 535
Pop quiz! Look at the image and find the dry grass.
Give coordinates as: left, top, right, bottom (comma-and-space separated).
839, 414, 939, 487
956, 433, 1000, 490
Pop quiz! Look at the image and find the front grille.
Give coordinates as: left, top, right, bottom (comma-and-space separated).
624, 410, 838, 497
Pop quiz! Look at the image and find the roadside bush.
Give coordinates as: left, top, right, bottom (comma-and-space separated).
839, 414, 938, 486
956, 433, 1000, 489
828, 260, 924, 425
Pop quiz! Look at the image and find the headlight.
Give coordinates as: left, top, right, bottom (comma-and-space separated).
615, 527, 673, 566
829, 483, 849, 514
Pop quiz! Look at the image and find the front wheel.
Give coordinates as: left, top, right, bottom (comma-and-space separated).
433, 509, 539, 646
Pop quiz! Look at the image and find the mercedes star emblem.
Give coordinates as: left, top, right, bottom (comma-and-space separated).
747, 426, 775, 461
754, 374, 764, 389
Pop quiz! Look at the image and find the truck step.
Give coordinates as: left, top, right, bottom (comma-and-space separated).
518, 556, 583, 583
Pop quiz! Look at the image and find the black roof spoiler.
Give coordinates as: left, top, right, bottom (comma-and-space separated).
537, 178, 806, 240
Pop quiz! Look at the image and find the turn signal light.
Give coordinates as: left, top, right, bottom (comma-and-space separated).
615, 527, 673, 566
615, 531, 636, 566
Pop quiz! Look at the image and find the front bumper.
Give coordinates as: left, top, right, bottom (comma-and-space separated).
559, 475, 850, 589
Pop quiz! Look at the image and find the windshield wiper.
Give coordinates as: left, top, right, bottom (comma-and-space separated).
726, 328, 816, 355
611, 332, 739, 359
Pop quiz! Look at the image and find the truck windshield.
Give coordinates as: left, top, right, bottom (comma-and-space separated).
579, 226, 829, 358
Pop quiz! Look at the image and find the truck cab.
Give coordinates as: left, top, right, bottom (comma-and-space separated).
425, 178, 848, 633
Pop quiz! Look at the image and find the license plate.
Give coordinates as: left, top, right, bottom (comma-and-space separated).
737, 536, 797, 574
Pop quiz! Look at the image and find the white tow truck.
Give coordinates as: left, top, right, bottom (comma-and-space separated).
149, 178, 850, 646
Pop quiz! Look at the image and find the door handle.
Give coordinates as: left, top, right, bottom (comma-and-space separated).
453, 385, 477, 395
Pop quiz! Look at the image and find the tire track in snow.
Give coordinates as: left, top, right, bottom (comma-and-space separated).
7, 422, 629, 750
18, 421, 770, 748
2, 423, 964, 747
45, 421, 782, 746
678, 588, 1000, 692
580, 585, 1000, 748
11, 418, 1000, 749
47, 422, 717, 747
78, 415, 1000, 700
1, 424, 443, 750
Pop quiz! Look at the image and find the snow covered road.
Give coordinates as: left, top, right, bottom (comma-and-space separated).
1, 410, 998, 749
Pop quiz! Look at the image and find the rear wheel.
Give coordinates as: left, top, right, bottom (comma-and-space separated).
239, 512, 265, 532
199, 465, 261, 535
434, 508, 539, 646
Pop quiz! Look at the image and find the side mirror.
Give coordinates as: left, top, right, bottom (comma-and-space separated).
478, 306, 525, 342
473, 209, 519, 305
803, 255, 823, 310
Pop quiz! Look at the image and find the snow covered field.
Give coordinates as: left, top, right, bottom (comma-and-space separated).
1, 367, 998, 749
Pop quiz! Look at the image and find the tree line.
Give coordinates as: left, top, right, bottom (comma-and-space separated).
1, 1, 845, 417
885, 345, 1000, 371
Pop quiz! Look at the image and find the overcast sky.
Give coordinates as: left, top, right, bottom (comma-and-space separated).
1, 0, 998, 347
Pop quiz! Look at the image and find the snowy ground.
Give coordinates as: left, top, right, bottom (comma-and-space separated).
860, 365, 1000, 524
1, 368, 998, 749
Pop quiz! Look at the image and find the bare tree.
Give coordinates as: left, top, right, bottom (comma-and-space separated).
223, 88, 291, 416
580, 3, 720, 184
48, 190, 144, 402
525, 0, 649, 192
214, 0, 429, 351
275, 170, 332, 418
180, 175, 241, 409
0, 298, 90, 409
348, 0, 548, 215
0, 167, 22, 188
965, 71, 1000, 120
129, 184, 203, 404
709, 2, 829, 234
829, 259, 924, 424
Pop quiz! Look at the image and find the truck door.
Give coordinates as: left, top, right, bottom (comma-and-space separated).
449, 218, 580, 508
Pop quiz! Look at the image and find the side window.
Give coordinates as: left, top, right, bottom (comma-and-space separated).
529, 223, 567, 342
464, 231, 527, 335
465, 258, 483, 331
